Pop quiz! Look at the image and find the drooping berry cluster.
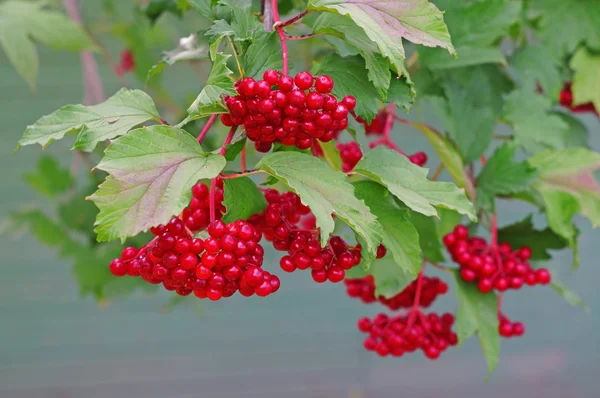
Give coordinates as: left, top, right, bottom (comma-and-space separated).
358, 312, 458, 359
248, 189, 363, 283
357, 109, 386, 135
248, 188, 311, 243
498, 313, 525, 339
337, 141, 363, 172
109, 217, 279, 300
559, 82, 598, 116
443, 225, 552, 293
221, 70, 356, 152
180, 181, 225, 232
279, 234, 362, 283
345, 275, 448, 311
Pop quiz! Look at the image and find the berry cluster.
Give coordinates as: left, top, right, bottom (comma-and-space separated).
279, 234, 361, 283
337, 141, 362, 172
443, 225, 552, 293
498, 313, 525, 339
221, 70, 356, 151
248, 188, 363, 283
337, 141, 428, 173
109, 217, 279, 300
358, 312, 458, 359
559, 82, 598, 116
180, 182, 225, 232
357, 109, 386, 135
345, 275, 448, 311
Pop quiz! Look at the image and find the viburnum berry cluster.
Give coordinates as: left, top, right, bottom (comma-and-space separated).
248, 188, 363, 283
345, 274, 448, 311
221, 70, 355, 152
498, 313, 525, 339
443, 225, 551, 293
358, 311, 458, 359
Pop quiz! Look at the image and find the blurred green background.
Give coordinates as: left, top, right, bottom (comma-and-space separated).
1, 2, 600, 398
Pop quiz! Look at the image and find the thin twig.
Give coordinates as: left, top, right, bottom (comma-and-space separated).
430, 163, 444, 181
271, 0, 289, 75
197, 114, 218, 144
284, 33, 324, 40
276, 10, 310, 28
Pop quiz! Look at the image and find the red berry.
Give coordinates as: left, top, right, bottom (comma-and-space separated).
294, 72, 314, 90
342, 95, 356, 110
315, 75, 334, 93
263, 70, 279, 86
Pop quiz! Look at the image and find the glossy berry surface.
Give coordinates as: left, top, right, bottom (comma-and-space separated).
443, 224, 552, 293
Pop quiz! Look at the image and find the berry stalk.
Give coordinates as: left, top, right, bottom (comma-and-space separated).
198, 114, 218, 144
271, 0, 289, 75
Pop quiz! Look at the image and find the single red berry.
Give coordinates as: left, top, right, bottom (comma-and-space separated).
315, 75, 334, 93
109, 259, 128, 277
294, 72, 314, 90
263, 70, 279, 86
342, 95, 357, 110
278, 75, 294, 92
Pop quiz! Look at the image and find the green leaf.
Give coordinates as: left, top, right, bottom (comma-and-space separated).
553, 111, 590, 149
419, 46, 505, 69
440, 0, 521, 47
318, 141, 343, 171
148, 33, 208, 80
315, 54, 381, 122
570, 47, 600, 111
256, 152, 383, 254
551, 278, 587, 310
436, 207, 462, 238
408, 211, 444, 263
17, 88, 160, 151
437, 70, 497, 163
185, 52, 237, 123
307, 0, 455, 74
206, 7, 259, 43
511, 44, 563, 100
312, 13, 391, 98
354, 146, 477, 221
410, 121, 471, 192
530, 0, 600, 54
224, 136, 247, 161
221, 177, 267, 223
387, 74, 415, 112
90, 125, 227, 242
4, 209, 68, 247
0, 0, 96, 89
241, 30, 283, 79
453, 270, 500, 374
497, 215, 568, 261
528, 148, 600, 252
59, 184, 100, 234
502, 88, 570, 154
142, 0, 183, 23
476, 143, 537, 211
353, 181, 422, 276
23, 155, 74, 198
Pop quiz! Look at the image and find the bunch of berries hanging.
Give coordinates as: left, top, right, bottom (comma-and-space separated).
443, 225, 551, 293
221, 70, 356, 152
345, 275, 449, 311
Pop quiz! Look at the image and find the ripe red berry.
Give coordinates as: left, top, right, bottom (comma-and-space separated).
294, 72, 314, 90
315, 75, 334, 93
342, 95, 357, 110
263, 70, 279, 86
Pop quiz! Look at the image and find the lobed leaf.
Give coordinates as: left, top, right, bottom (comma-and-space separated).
354, 146, 477, 221
18, 88, 160, 151
23, 155, 74, 198
497, 215, 568, 261
452, 270, 500, 374
570, 47, 600, 111
308, 0, 455, 73
185, 52, 237, 123
90, 125, 227, 242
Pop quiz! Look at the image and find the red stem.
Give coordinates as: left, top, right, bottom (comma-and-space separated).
198, 114, 218, 144
209, 126, 238, 222
271, 0, 289, 75
383, 103, 396, 140
406, 266, 425, 329
285, 33, 323, 40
